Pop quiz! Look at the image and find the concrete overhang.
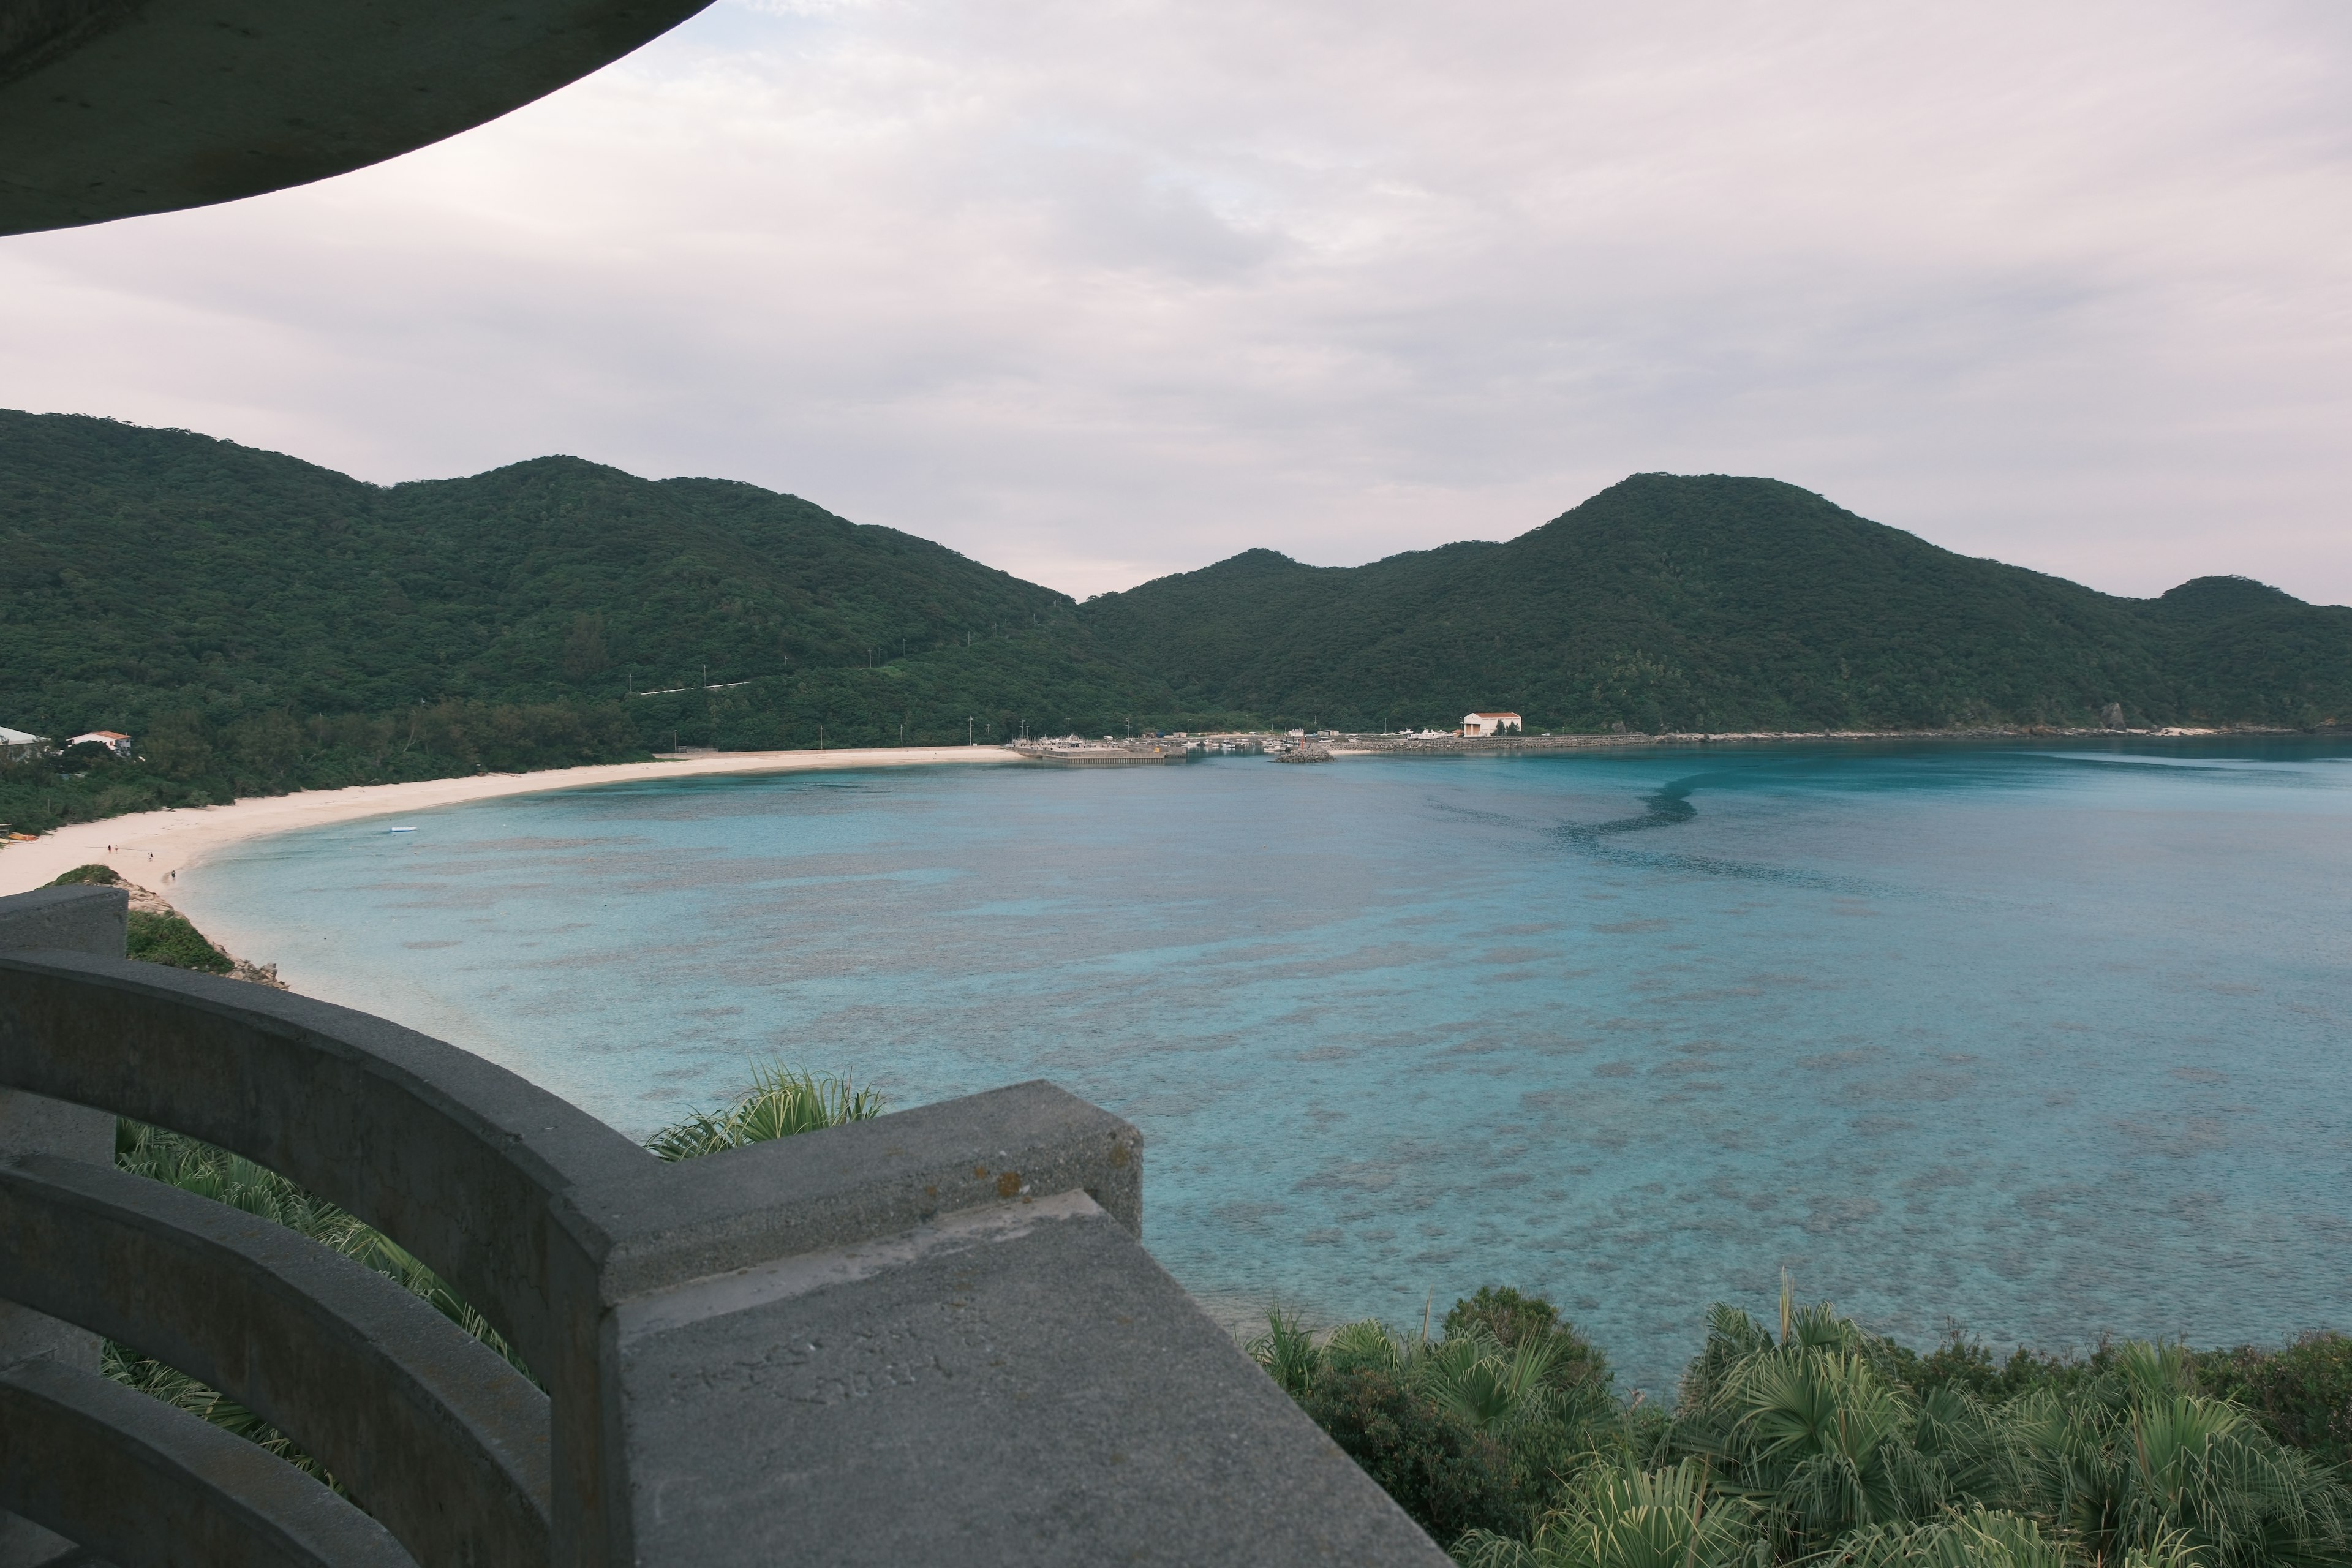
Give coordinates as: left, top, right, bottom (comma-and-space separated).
0, 0, 716, 238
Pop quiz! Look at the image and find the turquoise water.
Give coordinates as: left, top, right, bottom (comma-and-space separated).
182, 740, 2352, 1394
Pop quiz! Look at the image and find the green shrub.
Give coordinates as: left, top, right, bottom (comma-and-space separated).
43, 862, 119, 886
124, 908, 233, 973
2196, 1335, 2352, 1472
1444, 1287, 1609, 1391
1447, 1287, 1561, 1349
1894, 1326, 2117, 1408
1298, 1364, 1528, 1544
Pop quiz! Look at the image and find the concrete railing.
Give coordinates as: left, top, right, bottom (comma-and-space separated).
0, 884, 1446, 1567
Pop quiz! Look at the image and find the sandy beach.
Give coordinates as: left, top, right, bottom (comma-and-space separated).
0, 745, 1026, 898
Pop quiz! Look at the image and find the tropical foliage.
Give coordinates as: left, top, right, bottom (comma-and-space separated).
1254, 1281, 2352, 1568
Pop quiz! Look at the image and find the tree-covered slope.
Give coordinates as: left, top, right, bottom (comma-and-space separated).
1080, 474, 2352, 731
0, 409, 1120, 725
0, 410, 1183, 827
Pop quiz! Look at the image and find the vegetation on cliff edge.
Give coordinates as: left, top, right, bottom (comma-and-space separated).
1252, 1282, 2352, 1566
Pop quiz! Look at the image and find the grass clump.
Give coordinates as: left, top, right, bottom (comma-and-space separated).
643, 1063, 883, 1161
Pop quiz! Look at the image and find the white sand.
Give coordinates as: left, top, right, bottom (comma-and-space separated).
0, 746, 1026, 897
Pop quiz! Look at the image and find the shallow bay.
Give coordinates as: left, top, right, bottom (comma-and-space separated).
182, 739, 2352, 1393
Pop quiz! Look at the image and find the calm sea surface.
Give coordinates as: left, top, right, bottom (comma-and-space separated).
179, 739, 2352, 1393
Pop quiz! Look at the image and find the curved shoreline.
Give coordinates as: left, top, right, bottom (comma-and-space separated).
0, 723, 2310, 899
0, 745, 1027, 897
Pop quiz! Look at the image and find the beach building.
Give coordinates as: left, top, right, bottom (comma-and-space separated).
68, 730, 133, 756
0, 726, 47, 756
1462, 711, 1522, 736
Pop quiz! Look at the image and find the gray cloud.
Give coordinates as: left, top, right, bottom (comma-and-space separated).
2, 0, 2347, 601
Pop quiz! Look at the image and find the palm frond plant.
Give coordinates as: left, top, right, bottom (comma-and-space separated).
1665, 1297, 1975, 1560
1828, 1506, 2072, 1568
1326, 1316, 1414, 1378
1248, 1305, 1327, 1400
2008, 1376, 2352, 1568
1737, 1351, 1935, 1535
1455, 1458, 1760, 1568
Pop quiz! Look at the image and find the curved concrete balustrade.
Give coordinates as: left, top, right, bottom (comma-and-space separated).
0, 0, 718, 236
0, 884, 1450, 1566
0, 941, 644, 1378
0, 1353, 410, 1567
0, 1152, 548, 1565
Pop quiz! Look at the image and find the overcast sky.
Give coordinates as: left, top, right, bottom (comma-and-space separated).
4, 0, 2348, 603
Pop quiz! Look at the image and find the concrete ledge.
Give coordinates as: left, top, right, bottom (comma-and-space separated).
612, 1193, 1449, 1566
590, 1081, 1143, 1302
0, 1152, 548, 1567
0, 1352, 410, 1567
0, 889, 124, 961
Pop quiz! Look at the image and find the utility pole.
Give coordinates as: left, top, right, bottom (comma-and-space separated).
967, 717, 973, 745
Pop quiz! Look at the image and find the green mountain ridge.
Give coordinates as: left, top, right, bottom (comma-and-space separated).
1082, 473, 2352, 732
0, 411, 1113, 720
0, 409, 2344, 829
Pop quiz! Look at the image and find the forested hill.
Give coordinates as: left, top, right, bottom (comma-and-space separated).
1078, 474, 2352, 733
0, 409, 1126, 720
0, 410, 1177, 824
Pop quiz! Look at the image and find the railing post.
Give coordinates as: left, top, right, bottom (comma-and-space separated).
0, 886, 127, 1568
